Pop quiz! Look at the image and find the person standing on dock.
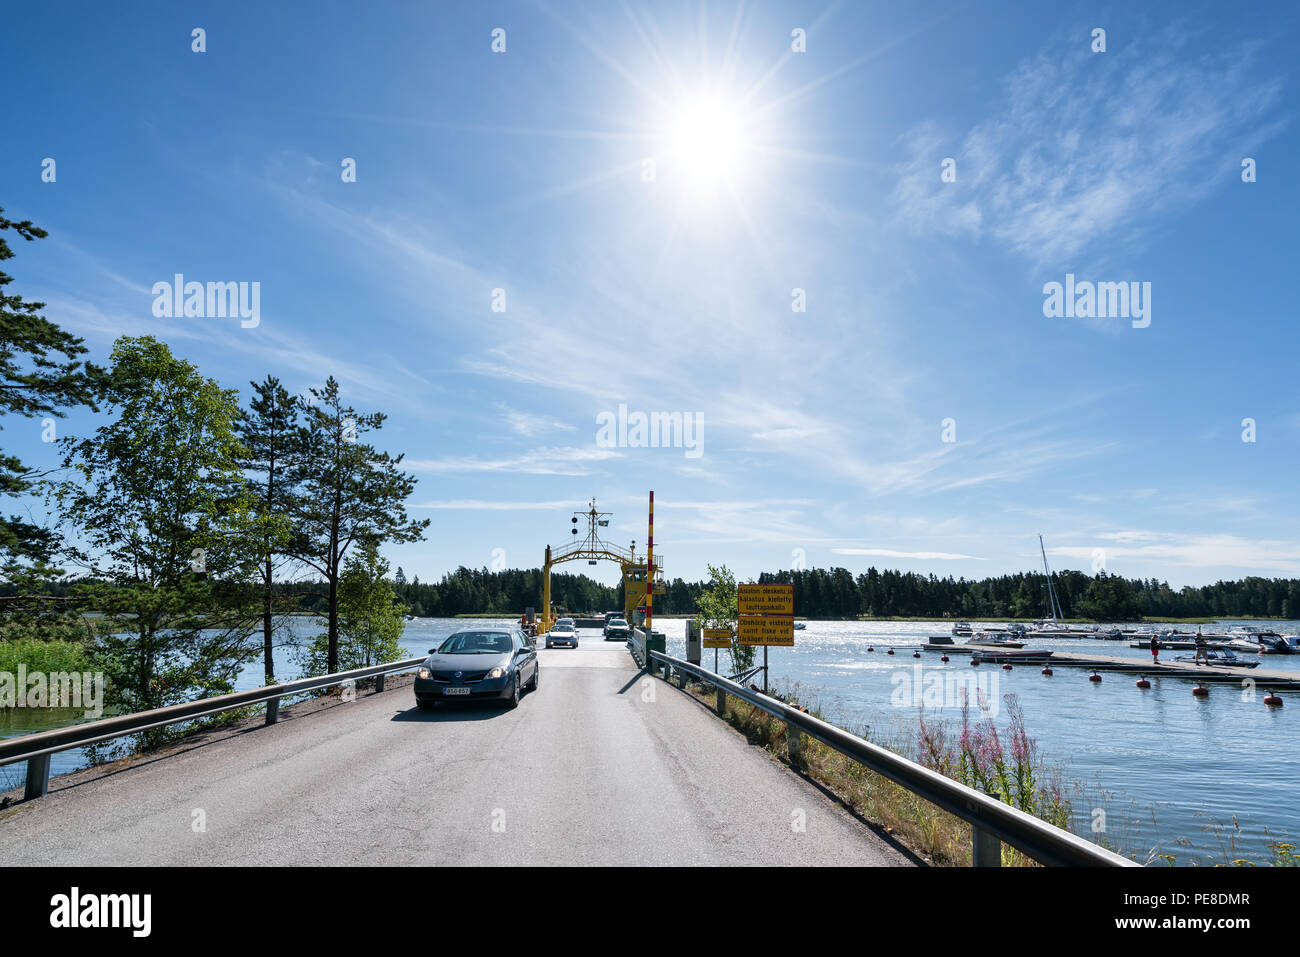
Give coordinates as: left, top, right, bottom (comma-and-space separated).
1194, 630, 1209, 666
1150, 633, 1160, 664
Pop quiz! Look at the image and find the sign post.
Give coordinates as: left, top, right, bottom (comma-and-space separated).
702, 627, 732, 675
737, 583, 795, 695
645, 491, 654, 673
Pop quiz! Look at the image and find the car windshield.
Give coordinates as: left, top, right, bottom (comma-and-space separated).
610, 620, 627, 626
436, 632, 513, 655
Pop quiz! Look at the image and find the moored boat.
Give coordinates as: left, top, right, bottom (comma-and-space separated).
971, 648, 1054, 664
1173, 649, 1259, 668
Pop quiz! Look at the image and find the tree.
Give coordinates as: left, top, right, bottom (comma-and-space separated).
286, 377, 428, 673
0, 208, 105, 586
696, 563, 754, 674
298, 540, 405, 674
52, 336, 268, 727
237, 375, 301, 684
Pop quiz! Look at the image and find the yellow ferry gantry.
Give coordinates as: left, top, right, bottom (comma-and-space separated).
540, 498, 665, 633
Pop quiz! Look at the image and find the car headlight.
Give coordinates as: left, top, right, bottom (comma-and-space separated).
418, 667, 431, 679
487, 667, 505, 679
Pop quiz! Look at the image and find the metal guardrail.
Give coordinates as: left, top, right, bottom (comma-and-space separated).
629, 627, 665, 673
650, 650, 1137, 868
0, 656, 426, 801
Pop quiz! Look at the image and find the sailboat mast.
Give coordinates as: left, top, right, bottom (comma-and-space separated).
1039, 534, 1063, 621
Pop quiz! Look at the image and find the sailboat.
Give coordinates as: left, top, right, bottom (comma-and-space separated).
1031, 535, 1071, 636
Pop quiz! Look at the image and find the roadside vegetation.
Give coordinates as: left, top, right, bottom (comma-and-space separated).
1, 208, 427, 757
687, 682, 1077, 865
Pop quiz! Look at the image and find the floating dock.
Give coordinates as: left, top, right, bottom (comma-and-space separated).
923, 646, 1300, 689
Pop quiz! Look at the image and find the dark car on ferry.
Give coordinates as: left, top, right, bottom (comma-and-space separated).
414, 629, 538, 710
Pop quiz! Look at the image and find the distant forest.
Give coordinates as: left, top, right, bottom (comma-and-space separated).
13, 565, 1300, 622
284, 565, 1300, 621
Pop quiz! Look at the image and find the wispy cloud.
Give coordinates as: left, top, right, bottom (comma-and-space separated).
499, 405, 577, 438
892, 26, 1287, 262
1050, 532, 1300, 575
411, 499, 585, 511
405, 446, 621, 476
833, 547, 989, 561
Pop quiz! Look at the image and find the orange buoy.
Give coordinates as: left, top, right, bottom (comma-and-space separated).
940, 655, 950, 662
867, 646, 874, 652
1041, 666, 1053, 676
1088, 671, 1102, 682
1002, 663, 1013, 670
887, 648, 895, 655
1264, 694, 1283, 707
1193, 684, 1209, 697
1136, 678, 1151, 689
913, 651, 921, 658
971, 658, 980, 666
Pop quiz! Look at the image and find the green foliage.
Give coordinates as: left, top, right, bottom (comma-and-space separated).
237, 374, 303, 683
298, 540, 405, 674
0, 637, 93, 675
51, 336, 272, 725
285, 376, 428, 673
754, 566, 1300, 622
695, 563, 753, 673
0, 207, 105, 584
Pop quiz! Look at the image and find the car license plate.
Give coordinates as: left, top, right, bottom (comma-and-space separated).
443, 686, 471, 696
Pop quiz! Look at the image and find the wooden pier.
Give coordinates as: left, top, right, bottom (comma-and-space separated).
1046, 651, 1300, 689
923, 645, 1300, 689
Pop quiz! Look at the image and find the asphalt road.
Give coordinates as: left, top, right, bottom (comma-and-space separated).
0, 632, 911, 866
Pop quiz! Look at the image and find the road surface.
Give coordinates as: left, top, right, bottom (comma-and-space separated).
0, 633, 911, 866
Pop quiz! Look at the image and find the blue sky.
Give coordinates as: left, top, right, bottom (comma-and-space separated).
3, 0, 1298, 589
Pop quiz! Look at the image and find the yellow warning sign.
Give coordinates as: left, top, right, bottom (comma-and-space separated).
738, 583, 794, 616
737, 615, 795, 646
702, 627, 732, 649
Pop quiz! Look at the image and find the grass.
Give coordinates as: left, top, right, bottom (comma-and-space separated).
0, 638, 94, 675
683, 678, 1129, 866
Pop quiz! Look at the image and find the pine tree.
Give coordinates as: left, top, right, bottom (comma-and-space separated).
237, 375, 301, 684
0, 208, 106, 584
286, 377, 428, 673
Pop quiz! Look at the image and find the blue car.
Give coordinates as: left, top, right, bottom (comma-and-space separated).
414, 629, 538, 710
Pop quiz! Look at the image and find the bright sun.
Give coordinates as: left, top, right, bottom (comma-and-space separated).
665, 93, 749, 189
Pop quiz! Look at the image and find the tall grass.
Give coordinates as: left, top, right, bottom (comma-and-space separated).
691, 681, 1106, 865
0, 639, 94, 676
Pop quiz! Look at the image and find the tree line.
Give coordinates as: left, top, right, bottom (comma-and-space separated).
751, 566, 1300, 621
267, 563, 1300, 623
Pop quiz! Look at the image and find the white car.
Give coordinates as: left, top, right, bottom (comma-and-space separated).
546, 622, 580, 649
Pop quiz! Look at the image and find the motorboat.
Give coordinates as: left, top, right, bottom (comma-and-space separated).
951, 621, 974, 638
972, 648, 1054, 664
1260, 635, 1299, 655
967, 630, 1025, 648
1173, 649, 1259, 668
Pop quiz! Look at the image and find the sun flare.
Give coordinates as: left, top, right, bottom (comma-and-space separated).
664, 93, 750, 188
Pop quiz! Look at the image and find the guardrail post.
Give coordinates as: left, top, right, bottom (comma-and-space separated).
24, 754, 50, 800
972, 791, 1003, 867
647, 632, 665, 676
265, 697, 279, 725
716, 687, 726, 716
375, 673, 385, 693
786, 721, 804, 767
